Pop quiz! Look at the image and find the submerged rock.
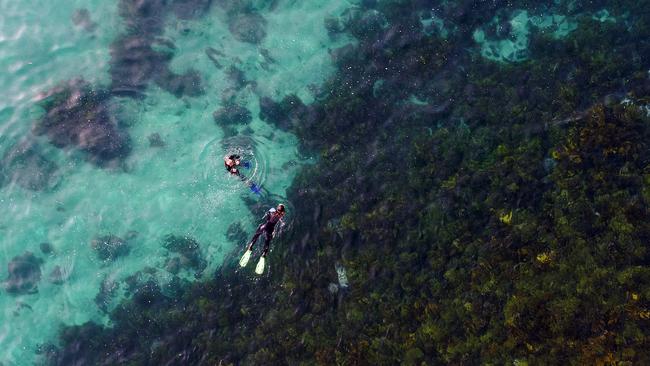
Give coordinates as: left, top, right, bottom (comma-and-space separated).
118, 0, 168, 35
154, 68, 205, 98
225, 66, 250, 90
113, 0, 211, 99
110, 0, 211, 98
122, 270, 167, 308
41, 322, 105, 365
110, 34, 204, 98
228, 12, 267, 44
259, 95, 307, 131
71, 8, 97, 32
1, 139, 58, 191
109, 35, 172, 97
39, 242, 54, 255
164, 256, 181, 274
213, 103, 252, 126
163, 235, 207, 275
91, 235, 130, 262
95, 275, 120, 312
132, 280, 163, 308
148, 133, 165, 148
329, 43, 357, 66
34, 79, 132, 166
114, 0, 208, 98
324, 16, 345, 38
2, 252, 44, 295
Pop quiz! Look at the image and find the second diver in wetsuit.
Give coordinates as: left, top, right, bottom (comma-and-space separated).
224, 153, 264, 195
239, 204, 286, 274
224, 154, 242, 177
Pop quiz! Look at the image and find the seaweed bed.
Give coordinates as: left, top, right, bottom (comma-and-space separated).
39, 0, 650, 365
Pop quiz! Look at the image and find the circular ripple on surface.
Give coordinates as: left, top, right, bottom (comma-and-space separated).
198, 134, 270, 194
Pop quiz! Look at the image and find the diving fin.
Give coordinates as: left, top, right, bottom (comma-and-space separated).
239, 249, 252, 267
255, 256, 266, 275
250, 183, 262, 195
242, 161, 251, 169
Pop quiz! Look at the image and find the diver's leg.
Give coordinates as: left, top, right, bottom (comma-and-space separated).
247, 224, 265, 250
241, 225, 261, 267
262, 230, 272, 257
241, 224, 264, 267
256, 231, 271, 275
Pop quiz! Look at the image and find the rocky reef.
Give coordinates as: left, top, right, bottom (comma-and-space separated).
163, 235, 207, 277
258, 95, 308, 131
109, 33, 204, 99
110, 0, 207, 98
21, 0, 215, 177
2, 252, 44, 295
33, 79, 132, 166
91, 234, 131, 262
213, 103, 252, 136
228, 12, 267, 44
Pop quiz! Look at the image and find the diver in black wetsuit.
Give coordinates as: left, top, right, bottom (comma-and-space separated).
246, 204, 286, 257
239, 204, 286, 274
225, 153, 263, 195
224, 154, 242, 177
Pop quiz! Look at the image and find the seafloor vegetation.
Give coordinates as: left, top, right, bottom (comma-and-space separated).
28, 0, 650, 365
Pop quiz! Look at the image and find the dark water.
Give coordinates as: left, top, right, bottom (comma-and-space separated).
1, 0, 649, 365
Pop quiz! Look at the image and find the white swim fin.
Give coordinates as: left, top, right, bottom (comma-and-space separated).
255, 256, 266, 275
239, 249, 252, 267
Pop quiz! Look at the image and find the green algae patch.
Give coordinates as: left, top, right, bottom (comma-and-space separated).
473, 10, 578, 63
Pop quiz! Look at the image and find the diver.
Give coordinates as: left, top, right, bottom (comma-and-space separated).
224, 154, 242, 177
239, 204, 286, 274
224, 153, 263, 195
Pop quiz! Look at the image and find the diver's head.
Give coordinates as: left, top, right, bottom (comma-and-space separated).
277, 204, 286, 214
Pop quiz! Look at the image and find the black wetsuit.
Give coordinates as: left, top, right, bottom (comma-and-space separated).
225, 154, 240, 173
225, 154, 246, 179
248, 209, 282, 256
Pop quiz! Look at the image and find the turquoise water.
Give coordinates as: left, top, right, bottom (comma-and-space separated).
0, 0, 352, 363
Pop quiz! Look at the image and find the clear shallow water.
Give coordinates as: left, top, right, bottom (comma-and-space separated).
0, 0, 351, 363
